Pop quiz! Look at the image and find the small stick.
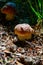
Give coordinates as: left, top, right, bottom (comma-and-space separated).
25, 40, 35, 49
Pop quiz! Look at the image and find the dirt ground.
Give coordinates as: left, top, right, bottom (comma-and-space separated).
0, 25, 43, 65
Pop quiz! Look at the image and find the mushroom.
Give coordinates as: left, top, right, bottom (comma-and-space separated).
14, 23, 34, 40
1, 2, 16, 20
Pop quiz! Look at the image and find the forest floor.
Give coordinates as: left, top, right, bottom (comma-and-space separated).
0, 25, 43, 65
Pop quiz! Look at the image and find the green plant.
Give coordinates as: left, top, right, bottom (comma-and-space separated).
28, 0, 43, 26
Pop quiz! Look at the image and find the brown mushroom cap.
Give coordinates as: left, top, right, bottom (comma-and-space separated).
14, 23, 34, 33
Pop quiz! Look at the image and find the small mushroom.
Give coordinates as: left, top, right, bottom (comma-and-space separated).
14, 23, 34, 40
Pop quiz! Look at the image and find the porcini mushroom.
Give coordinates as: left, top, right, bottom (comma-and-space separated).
14, 23, 34, 40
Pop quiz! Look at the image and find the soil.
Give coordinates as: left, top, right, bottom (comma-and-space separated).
0, 25, 43, 65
